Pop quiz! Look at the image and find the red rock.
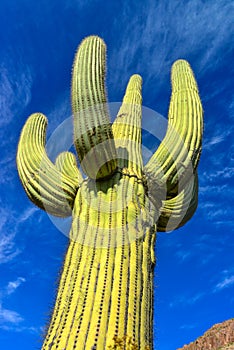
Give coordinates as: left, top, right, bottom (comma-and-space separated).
177, 318, 234, 350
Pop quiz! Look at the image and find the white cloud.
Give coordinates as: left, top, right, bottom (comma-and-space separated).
0, 275, 43, 333
0, 277, 26, 327
169, 292, 204, 308
0, 324, 43, 334
108, 0, 233, 91
0, 306, 23, 324
202, 167, 234, 182
0, 278, 42, 333
6, 277, 26, 296
0, 207, 22, 264
18, 206, 39, 224
0, 155, 16, 185
199, 204, 233, 225
175, 250, 192, 262
199, 185, 228, 195
206, 208, 229, 219
214, 275, 234, 292
203, 131, 232, 150
180, 323, 196, 330
214, 220, 234, 226
198, 198, 233, 224
0, 204, 41, 265
0, 59, 33, 127
0, 232, 21, 265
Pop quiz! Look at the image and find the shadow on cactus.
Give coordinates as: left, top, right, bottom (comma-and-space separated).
16, 35, 203, 349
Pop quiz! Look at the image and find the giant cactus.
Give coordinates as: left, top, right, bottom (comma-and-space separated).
16, 36, 203, 349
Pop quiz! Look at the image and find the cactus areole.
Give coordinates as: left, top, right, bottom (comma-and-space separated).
16, 36, 203, 349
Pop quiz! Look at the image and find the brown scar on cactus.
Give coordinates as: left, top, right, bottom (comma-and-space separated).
107, 335, 151, 349
16, 35, 203, 349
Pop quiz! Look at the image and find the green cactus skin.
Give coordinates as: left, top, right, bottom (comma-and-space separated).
72, 36, 117, 180
144, 59, 203, 199
16, 36, 203, 349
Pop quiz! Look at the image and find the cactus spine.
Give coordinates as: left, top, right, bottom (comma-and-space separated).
16, 36, 203, 349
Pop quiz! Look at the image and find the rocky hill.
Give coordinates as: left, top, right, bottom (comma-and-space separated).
177, 318, 234, 350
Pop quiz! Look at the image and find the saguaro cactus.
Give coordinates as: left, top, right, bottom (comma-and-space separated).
16, 36, 203, 349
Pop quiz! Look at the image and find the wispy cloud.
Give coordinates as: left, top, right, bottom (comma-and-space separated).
205, 208, 229, 219
175, 250, 192, 263
0, 208, 20, 264
198, 138, 234, 224
209, 167, 234, 180
0, 277, 26, 326
214, 275, 234, 292
0, 306, 23, 324
192, 234, 221, 265
6, 277, 26, 296
169, 292, 205, 308
0, 155, 16, 185
171, 271, 234, 308
198, 195, 234, 227
109, 0, 233, 91
203, 130, 232, 150
0, 232, 21, 265
199, 185, 228, 195
0, 58, 33, 127
180, 323, 197, 330
18, 206, 39, 224
200, 166, 234, 187
0, 276, 41, 334
214, 220, 234, 226
0, 324, 43, 334
0, 205, 39, 264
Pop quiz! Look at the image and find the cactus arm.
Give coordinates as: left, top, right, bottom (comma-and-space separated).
71, 36, 117, 180
144, 60, 203, 198
112, 74, 143, 176
157, 172, 198, 232
16, 113, 79, 217
55, 151, 83, 184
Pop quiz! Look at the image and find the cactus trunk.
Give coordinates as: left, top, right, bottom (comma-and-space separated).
42, 171, 156, 349
42, 229, 155, 349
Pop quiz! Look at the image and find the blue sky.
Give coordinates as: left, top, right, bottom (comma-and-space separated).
0, 0, 233, 349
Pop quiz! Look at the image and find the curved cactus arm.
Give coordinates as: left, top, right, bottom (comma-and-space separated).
144, 60, 203, 198
55, 151, 83, 184
112, 74, 143, 176
71, 35, 117, 180
16, 113, 79, 217
157, 172, 198, 232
